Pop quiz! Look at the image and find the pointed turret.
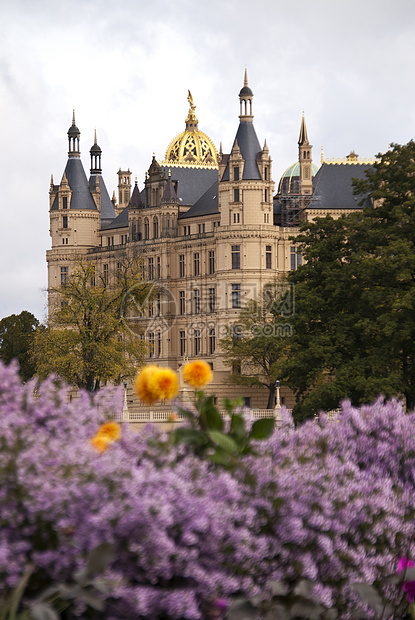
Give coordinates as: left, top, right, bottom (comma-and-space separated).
298, 112, 309, 146
239, 68, 254, 122
221, 71, 261, 181
90, 129, 102, 174
129, 179, 144, 209
298, 112, 313, 196
67, 110, 80, 158
161, 172, 179, 205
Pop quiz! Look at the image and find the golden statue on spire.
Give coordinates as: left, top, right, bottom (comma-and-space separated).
186, 90, 198, 124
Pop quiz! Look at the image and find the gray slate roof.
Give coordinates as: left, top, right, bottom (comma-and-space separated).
60, 158, 97, 211
311, 163, 373, 210
160, 165, 218, 206
88, 173, 116, 226
179, 181, 219, 219
103, 205, 129, 230
221, 121, 262, 181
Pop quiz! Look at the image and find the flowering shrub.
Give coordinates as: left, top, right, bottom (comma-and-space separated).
2, 360, 415, 618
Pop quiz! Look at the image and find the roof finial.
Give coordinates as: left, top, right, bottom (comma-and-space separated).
94, 129, 97, 145
186, 90, 198, 127
244, 67, 248, 87
298, 112, 309, 145
321, 145, 324, 164
72, 109, 76, 126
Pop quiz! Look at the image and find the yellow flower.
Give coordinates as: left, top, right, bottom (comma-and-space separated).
183, 360, 213, 389
134, 365, 178, 404
90, 435, 111, 454
151, 367, 179, 402
96, 422, 121, 442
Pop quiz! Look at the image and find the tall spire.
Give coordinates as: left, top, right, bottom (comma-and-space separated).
67, 110, 80, 158
298, 112, 309, 145
239, 69, 254, 122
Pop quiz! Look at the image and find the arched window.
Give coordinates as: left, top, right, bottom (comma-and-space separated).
153, 216, 159, 238
144, 217, 149, 240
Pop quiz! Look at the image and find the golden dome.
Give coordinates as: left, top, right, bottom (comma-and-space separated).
161, 91, 218, 169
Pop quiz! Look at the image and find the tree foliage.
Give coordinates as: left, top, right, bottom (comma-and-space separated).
286, 140, 415, 420
220, 285, 292, 409
0, 311, 39, 381
32, 252, 150, 390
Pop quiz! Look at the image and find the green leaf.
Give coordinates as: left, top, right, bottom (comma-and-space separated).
208, 431, 238, 453
230, 413, 246, 440
173, 428, 209, 446
249, 417, 275, 440
201, 398, 223, 432
223, 398, 235, 416
209, 448, 230, 466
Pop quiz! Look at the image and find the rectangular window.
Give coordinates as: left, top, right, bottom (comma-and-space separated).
233, 212, 240, 223
290, 246, 302, 270
208, 250, 215, 274
234, 188, 240, 202
184, 225, 191, 236
208, 287, 215, 313
157, 292, 161, 316
232, 284, 241, 309
157, 256, 161, 279
180, 331, 186, 357
233, 166, 239, 181
103, 264, 109, 285
194, 289, 200, 314
148, 257, 154, 280
157, 332, 161, 357
148, 332, 155, 358
194, 252, 200, 276
194, 329, 201, 356
198, 223, 205, 234
62, 215, 68, 229
265, 189, 268, 202
179, 290, 185, 315
231, 245, 240, 269
266, 245, 272, 269
60, 266, 68, 286
209, 328, 216, 355
179, 254, 185, 278
62, 196, 68, 209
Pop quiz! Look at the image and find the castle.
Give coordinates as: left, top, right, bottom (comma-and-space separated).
47, 71, 374, 409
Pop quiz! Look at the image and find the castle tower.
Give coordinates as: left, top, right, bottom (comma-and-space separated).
47, 113, 101, 313
219, 70, 274, 227
298, 113, 313, 196
117, 169, 132, 214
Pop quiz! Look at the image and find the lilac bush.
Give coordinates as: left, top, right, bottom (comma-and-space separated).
1, 360, 415, 618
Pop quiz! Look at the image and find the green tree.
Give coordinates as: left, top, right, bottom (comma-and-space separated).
286, 140, 415, 420
220, 284, 292, 409
0, 311, 39, 381
32, 252, 151, 390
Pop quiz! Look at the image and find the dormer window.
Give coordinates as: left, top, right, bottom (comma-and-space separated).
62, 196, 68, 209
233, 166, 239, 181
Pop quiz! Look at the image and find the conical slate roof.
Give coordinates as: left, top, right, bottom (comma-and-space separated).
63, 158, 97, 210
221, 121, 262, 181
88, 173, 116, 225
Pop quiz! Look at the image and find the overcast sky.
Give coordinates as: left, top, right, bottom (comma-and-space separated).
2, 0, 415, 322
